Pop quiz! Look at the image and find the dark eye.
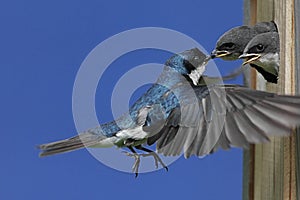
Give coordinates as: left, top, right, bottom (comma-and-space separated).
221, 42, 235, 50
256, 44, 264, 52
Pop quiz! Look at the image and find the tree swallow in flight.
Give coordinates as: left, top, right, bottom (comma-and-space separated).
39, 47, 300, 177
239, 32, 279, 83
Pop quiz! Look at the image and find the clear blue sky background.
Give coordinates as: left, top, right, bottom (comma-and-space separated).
1, 1, 245, 199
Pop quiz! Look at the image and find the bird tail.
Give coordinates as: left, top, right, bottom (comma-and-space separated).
38, 132, 106, 157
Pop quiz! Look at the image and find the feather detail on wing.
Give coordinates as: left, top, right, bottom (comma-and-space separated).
147, 85, 300, 158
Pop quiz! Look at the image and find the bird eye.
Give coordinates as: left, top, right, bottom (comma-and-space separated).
256, 44, 264, 52
227, 43, 235, 48
221, 42, 235, 50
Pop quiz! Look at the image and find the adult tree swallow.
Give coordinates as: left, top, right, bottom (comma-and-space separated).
39, 48, 300, 177
239, 32, 279, 83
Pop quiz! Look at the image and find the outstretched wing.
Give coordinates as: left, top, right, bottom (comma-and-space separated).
147, 85, 300, 158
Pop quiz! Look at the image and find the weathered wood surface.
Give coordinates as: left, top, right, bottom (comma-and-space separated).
243, 0, 298, 199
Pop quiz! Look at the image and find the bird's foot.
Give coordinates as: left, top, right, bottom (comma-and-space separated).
123, 151, 141, 177
140, 152, 168, 171
123, 150, 168, 177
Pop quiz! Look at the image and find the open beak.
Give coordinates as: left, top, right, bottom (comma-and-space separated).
211, 50, 231, 58
239, 53, 261, 65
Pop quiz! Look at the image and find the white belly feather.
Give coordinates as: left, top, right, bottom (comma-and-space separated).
89, 126, 148, 148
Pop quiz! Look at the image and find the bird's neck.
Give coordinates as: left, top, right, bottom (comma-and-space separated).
253, 52, 279, 76
156, 66, 194, 88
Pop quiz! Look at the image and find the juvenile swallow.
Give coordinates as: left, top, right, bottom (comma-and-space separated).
239, 32, 279, 83
39, 48, 300, 177
211, 21, 277, 60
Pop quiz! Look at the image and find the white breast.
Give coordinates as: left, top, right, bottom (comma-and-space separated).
255, 52, 279, 75
188, 65, 206, 85
116, 126, 148, 140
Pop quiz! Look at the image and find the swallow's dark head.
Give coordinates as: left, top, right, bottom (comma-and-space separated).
253, 21, 278, 34
239, 32, 280, 79
239, 32, 279, 65
165, 48, 210, 85
211, 26, 254, 60
166, 48, 208, 74
211, 21, 278, 61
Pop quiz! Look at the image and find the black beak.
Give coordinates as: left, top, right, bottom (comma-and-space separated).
210, 50, 217, 59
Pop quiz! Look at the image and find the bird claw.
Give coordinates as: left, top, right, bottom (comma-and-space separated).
141, 152, 168, 171
123, 150, 168, 177
122, 151, 141, 177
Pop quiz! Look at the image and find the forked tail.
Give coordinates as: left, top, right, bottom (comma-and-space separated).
38, 132, 106, 157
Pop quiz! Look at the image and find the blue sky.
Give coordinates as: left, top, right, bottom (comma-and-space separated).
1, 1, 245, 199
